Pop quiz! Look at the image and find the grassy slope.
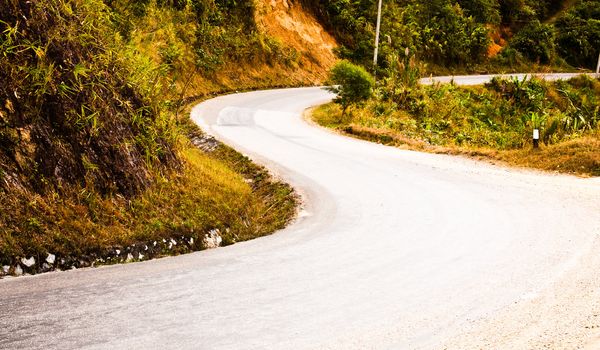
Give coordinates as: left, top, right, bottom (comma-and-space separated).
125, 0, 337, 98
0, 0, 335, 275
312, 77, 600, 177
1, 138, 297, 264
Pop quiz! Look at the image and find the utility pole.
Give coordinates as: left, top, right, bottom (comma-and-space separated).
373, 0, 383, 70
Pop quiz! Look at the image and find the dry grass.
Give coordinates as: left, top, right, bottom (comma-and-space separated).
0, 140, 297, 264
312, 103, 600, 177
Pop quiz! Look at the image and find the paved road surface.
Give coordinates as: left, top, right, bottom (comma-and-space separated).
1, 78, 600, 349
420, 72, 598, 85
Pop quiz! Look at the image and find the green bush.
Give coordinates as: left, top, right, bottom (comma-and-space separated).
532, 0, 567, 19
510, 20, 555, 63
555, 1, 600, 69
419, 2, 490, 66
458, 0, 501, 24
486, 76, 547, 111
326, 60, 375, 115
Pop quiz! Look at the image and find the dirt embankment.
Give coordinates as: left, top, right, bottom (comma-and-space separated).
183, 0, 338, 96
255, 0, 337, 79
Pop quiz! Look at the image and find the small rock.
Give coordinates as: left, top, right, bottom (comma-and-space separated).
14, 265, 23, 276
190, 134, 220, 152
42, 263, 50, 270
2, 265, 9, 274
115, 249, 121, 255
126, 253, 134, 262
153, 241, 157, 247
189, 237, 194, 245
144, 245, 148, 251
202, 229, 223, 249
170, 238, 177, 246
21, 256, 35, 268
46, 253, 56, 264
138, 253, 144, 260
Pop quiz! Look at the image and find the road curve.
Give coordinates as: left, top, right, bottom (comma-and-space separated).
420, 72, 599, 85
1, 81, 600, 349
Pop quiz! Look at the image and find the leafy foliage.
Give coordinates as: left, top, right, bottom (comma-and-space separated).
418, 2, 490, 66
510, 21, 556, 64
302, 0, 493, 70
326, 60, 375, 115
322, 74, 600, 150
555, 1, 600, 69
0, 0, 178, 197
458, 0, 501, 24
303, 0, 599, 73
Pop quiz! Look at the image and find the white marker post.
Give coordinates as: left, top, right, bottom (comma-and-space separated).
533, 129, 540, 149
596, 52, 600, 75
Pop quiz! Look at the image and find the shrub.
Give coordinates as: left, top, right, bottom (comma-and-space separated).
555, 2, 600, 69
457, 0, 501, 24
420, 3, 491, 66
510, 20, 555, 63
326, 60, 375, 116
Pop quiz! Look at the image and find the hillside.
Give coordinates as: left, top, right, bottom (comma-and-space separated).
2, 0, 599, 276
302, 0, 599, 74
0, 0, 336, 275
304, 0, 599, 177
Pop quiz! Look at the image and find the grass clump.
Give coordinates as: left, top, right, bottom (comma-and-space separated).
326, 60, 375, 116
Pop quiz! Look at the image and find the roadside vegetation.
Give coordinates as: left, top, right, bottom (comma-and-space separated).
301, 0, 600, 74
0, 0, 325, 274
310, 0, 600, 177
317, 60, 600, 176
325, 60, 375, 116
2, 0, 600, 274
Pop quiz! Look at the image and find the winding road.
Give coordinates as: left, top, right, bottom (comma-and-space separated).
1, 75, 600, 349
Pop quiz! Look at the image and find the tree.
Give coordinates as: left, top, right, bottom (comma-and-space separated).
555, 1, 600, 69
419, 2, 491, 66
511, 20, 555, 64
457, 0, 501, 24
326, 60, 375, 116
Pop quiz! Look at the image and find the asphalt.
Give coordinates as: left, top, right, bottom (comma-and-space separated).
420, 72, 599, 85
1, 78, 599, 349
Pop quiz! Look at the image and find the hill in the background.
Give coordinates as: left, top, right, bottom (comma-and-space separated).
301, 0, 600, 73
